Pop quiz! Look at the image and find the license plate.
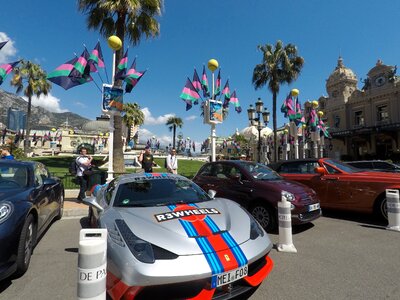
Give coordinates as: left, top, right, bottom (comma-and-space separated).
308, 203, 320, 212
212, 265, 248, 288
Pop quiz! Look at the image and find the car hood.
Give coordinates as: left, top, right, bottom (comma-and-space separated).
109, 198, 254, 255
0, 189, 28, 202
257, 179, 313, 194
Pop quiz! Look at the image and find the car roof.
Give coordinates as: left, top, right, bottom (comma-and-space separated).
0, 160, 36, 167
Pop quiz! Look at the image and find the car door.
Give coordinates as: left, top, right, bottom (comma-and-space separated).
31, 164, 52, 231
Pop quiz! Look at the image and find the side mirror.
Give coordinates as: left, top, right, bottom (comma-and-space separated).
315, 167, 325, 175
43, 178, 58, 185
83, 196, 104, 212
208, 189, 217, 199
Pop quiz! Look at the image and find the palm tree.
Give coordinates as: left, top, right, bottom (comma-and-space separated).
252, 40, 304, 162
10, 60, 51, 155
166, 117, 183, 149
78, 0, 163, 173
122, 102, 144, 147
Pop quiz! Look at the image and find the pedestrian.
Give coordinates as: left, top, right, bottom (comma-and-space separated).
138, 145, 154, 173
166, 148, 178, 174
76, 147, 93, 202
1, 146, 14, 160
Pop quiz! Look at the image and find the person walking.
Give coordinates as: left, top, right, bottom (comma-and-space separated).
76, 147, 93, 202
166, 148, 178, 174
138, 146, 154, 173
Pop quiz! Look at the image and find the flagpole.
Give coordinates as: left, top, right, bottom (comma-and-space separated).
106, 36, 122, 182
208, 59, 218, 162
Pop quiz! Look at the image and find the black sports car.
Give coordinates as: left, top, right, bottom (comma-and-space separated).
0, 160, 64, 281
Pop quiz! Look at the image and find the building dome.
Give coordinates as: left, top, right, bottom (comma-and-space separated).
240, 126, 272, 140
326, 56, 357, 86
82, 119, 110, 133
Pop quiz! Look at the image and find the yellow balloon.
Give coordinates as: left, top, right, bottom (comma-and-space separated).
207, 59, 219, 72
312, 100, 319, 108
291, 89, 299, 96
107, 35, 122, 51
283, 129, 289, 134
318, 111, 324, 117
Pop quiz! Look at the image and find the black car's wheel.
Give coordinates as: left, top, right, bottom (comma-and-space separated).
250, 202, 276, 232
15, 214, 36, 276
374, 197, 388, 221
55, 193, 64, 220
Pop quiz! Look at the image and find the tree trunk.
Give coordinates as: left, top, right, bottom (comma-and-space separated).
273, 92, 278, 162
24, 96, 32, 155
113, 14, 127, 174
173, 125, 176, 149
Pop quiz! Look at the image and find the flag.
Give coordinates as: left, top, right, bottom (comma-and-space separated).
88, 42, 105, 71
70, 49, 91, 79
124, 58, 146, 93
192, 68, 202, 92
47, 57, 82, 90
0, 41, 8, 51
214, 69, 221, 98
229, 90, 242, 113
0, 60, 20, 86
180, 77, 201, 111
114, 49, 128, 81
222, 80, 231, 108
201, 65, 210, 97
307, 107, 318, 132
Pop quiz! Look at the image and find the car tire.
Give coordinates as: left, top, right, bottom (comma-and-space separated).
374, 196, 388, 221
15, 214, 36, 277
250, 202, 276, 232
55, 193, 64, 220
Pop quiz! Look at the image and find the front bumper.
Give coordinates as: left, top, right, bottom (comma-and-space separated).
107, 255, 273, 300
292, 208, 322, 224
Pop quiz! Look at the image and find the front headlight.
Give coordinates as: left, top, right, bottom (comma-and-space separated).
281, 190, 295, 202
0, 202, 13, 224
250, 216, 265, 240
115, 219, 155, 264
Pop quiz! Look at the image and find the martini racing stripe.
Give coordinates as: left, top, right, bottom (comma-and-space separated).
189, 203, 248, 268
168, 205, 223, 275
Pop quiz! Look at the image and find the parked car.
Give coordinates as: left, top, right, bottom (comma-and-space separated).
345, 160, 400, 173
269, 158, 400, 220
84, 173, 274, 300
192, 160, 321, 231
0, 160, 64, 281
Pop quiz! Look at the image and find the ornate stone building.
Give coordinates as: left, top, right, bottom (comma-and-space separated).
319, 57, 399, 161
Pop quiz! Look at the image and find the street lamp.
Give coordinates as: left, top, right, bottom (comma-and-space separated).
247, 98, 270, 163
51, 127, 57, 156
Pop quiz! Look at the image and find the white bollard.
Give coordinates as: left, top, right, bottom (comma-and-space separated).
386, 189, 400, 232
277, 192, 297, 253
78, 229, 108, 300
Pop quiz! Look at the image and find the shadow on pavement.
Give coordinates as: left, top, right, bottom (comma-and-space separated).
65, 248, 79, 253
79, 216, 91, 229
0, 279, 12, 293
322, 209, 388, 228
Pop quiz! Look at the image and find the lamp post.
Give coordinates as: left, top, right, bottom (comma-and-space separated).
208, 59, 219, 162
247, 98, 270, 163
51, 127, 57, 156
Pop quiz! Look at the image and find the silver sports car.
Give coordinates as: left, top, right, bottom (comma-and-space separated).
84, 173, 274, 300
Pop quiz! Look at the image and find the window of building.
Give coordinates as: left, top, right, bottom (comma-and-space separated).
377, 105, 389, 121
354, 111, 364, 126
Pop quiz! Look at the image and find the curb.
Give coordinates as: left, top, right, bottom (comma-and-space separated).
64, 190, 89, 218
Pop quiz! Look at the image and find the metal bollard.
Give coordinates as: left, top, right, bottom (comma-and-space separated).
78, 228, 108, 300
386, 189, 400, 232
277, 191, 297, 253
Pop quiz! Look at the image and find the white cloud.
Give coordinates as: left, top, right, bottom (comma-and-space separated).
74, 101, 87, 108
185, 115, 197, 121
141, 107, 174, 125
23, 93, 68, 113
0, 32, 17, 63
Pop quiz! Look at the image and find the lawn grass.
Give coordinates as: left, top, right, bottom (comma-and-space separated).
28, 156, 205, 180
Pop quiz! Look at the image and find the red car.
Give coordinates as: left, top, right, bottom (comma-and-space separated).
193, 160, 321, 231
269, 158, 400, 220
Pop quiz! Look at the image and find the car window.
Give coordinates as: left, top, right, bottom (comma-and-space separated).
212, 163, 228, 179
197, 164, 213, 177
105, 180, 117, 205
349, 162, 372, 169
113, 178, 210, 207
0, 164, 28, 188
238, 162, 281, 180
324, 164, 340, 174
34, 166, 43, 186
279, 162, 318, 174
374, 162, 394, 170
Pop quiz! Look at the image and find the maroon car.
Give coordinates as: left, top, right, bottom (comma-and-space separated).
193, 160, 321, 231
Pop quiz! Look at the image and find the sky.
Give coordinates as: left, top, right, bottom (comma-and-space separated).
1, 0, 399, 150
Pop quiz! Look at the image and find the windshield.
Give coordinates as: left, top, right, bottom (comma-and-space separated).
0, 164, 29, 189
239, 162, 282, 180
113, 178, 211, 207
324, 159, 364, 173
